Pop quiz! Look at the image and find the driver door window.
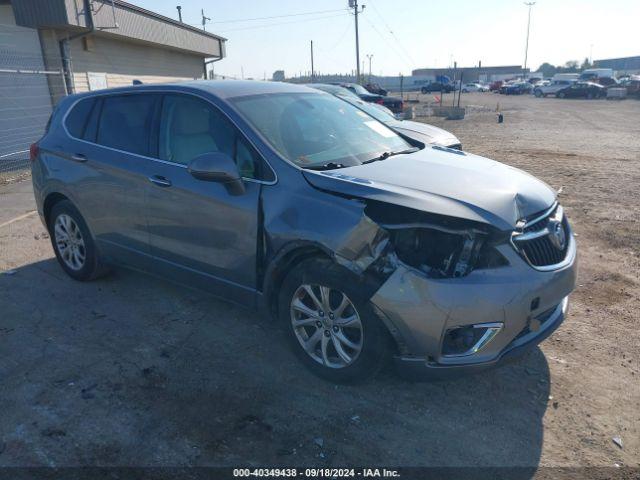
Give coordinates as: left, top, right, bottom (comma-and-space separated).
158, 94, 270, 181
159, 94, 234, 166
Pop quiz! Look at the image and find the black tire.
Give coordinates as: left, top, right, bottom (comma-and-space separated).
534, 90, 543, 98
48, 200, 108, 281
587, 92, 594, 100
278, 257, 390, 383
557, 91, 565, 99
421, 87, 428, 94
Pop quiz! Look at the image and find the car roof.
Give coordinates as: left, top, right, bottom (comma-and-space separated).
65, 80, 321, 102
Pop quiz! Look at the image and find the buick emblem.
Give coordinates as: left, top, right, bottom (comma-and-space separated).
548, 220, 566, 250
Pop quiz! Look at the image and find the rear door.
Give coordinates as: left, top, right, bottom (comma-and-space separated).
71, 93, 160, 265
145, 93, 269, 304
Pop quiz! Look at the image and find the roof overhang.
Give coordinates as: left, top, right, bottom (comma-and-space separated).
12, 0, 226, 58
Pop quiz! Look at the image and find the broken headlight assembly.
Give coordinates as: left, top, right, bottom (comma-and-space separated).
387, 226, 509, 278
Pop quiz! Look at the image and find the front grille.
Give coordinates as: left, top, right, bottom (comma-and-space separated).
512, 205, 570, 268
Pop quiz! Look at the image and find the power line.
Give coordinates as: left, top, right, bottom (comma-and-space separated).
217, 12, 348, 33
186, 8, 348, 26
361, 15, 413, 71
366, 0, 416, 66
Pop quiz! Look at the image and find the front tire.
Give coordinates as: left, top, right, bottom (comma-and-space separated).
279, 258, 389, 383
49, 200, 108, 281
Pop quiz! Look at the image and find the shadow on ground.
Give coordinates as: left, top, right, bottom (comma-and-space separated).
0, 259, 550, 474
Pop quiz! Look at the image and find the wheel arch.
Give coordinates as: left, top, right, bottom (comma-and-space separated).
262, 241, 334, 319
261, 241, 406, 356
43, 192, 71, 228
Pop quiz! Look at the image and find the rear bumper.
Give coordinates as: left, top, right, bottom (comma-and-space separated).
393, 296, 568, 380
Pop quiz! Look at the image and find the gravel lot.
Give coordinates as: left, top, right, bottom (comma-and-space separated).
0, 92, 638, 472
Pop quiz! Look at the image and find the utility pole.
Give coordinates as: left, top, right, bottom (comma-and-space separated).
201, 8, 211, 31
310, 40, 315, 82
176, 5, 182, 22
349, 0, 365, 84
523, 2, 535, 79
366, 54, 373, 83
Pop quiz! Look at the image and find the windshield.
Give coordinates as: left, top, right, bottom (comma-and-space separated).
232, 92, 411, 169
348, 84, 371, 96
338, 95, 395, 123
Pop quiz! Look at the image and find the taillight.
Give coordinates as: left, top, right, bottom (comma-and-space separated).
29, 143, 39, 162
376, 98, 384, 105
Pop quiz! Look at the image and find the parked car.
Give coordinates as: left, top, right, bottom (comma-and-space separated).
621, 75, 640, 98
489, 80, 504, 92
31, 81, 577, 383
333, 82, 403, 114
504, 82, 533, 95
421, 82, 454, 93
308, 83, 462, 149
461, 83, 488, 93
364, 83, 388, 96
534, 79, 576, 97
556, 82, 607, 99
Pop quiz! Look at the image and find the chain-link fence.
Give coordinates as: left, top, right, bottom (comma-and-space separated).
0, 50, 66, 185
1, 10, 69, 185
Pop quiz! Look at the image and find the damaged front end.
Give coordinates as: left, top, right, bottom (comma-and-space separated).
332, 200, 509, 282
313, 199, 576, 377
263, 166, 576, 378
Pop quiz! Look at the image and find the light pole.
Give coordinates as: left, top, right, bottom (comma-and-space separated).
366, 54, 373, 83
523, 2, 535, 79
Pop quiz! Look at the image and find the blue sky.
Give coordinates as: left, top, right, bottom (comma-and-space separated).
129, 0, 639, 79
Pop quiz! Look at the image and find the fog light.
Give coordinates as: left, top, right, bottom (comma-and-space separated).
442, 323, 503, 357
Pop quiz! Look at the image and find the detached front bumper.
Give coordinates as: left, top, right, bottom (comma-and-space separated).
370, 236, 577, 379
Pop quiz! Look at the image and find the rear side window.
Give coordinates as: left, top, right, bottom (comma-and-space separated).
97, 94, 157, 156
65, 98, 96, 138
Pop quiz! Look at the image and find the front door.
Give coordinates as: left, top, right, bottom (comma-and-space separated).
145, 93, 265, 305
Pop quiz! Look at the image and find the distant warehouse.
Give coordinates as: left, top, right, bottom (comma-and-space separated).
594, 56, 640, 75
0, 0, 225, 173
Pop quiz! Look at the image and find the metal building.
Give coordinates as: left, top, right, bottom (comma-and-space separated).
0, 0, 226, 178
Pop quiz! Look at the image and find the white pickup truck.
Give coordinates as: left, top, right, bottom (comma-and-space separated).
533, 79, 576, 97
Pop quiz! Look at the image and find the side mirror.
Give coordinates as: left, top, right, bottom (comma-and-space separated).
187, 152, 245, 195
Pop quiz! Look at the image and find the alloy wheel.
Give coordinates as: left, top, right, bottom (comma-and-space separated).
54, 214, 86, 271
290, 284, 363, 369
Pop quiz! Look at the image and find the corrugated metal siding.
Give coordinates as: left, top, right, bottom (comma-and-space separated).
13, 0, 224, 58
90, 0, 222, 57
66, 33, 204, 92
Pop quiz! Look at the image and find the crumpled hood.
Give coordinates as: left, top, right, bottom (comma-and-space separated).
388, 120, 460, 146
302, 147, 557, 231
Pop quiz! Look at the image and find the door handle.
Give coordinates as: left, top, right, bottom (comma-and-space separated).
148, 175, 172, 187
70, 153, 87, 162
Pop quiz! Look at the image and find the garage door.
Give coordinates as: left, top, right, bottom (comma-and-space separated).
0, 4, 64, 182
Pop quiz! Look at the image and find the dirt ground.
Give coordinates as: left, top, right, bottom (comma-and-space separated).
0, 92, 638, 473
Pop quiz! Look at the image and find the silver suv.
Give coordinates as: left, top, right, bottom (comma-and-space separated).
31, 81, 577, 383
534, 80, 576, 97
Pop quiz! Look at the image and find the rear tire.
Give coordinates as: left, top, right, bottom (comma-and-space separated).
557, 92, 566, 98
49, 200, 108, 281
278, 258, 390, 383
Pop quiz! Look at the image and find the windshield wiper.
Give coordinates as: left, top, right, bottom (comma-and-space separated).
304, 162, 347, 171
362, 147, 419, 164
